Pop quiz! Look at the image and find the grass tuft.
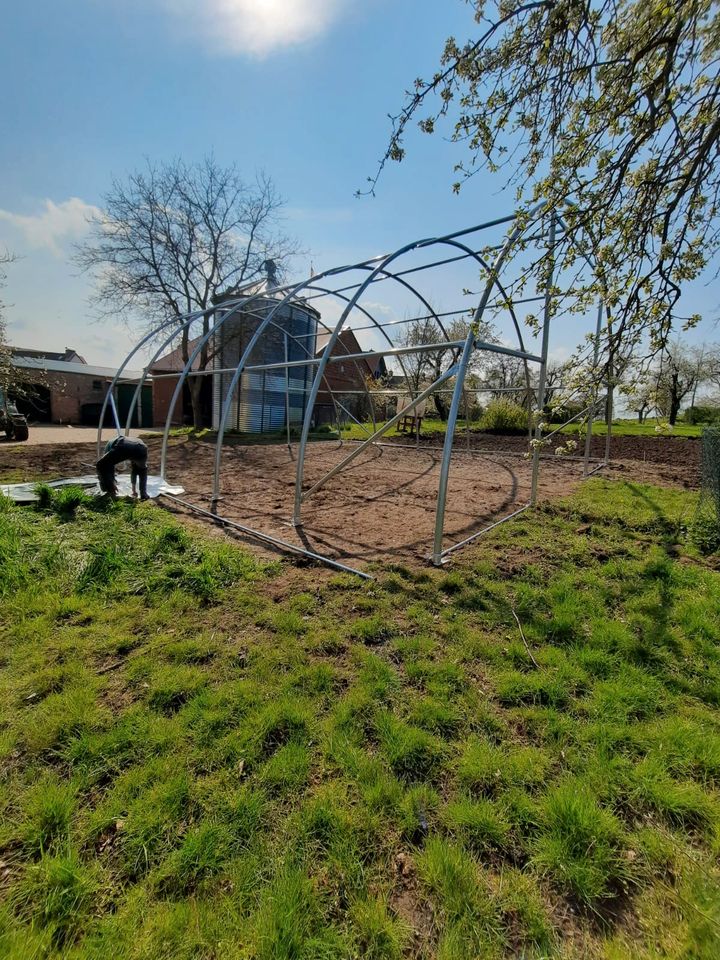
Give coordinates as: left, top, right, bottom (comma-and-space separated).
532, 781, 629, 905
13, 854, 97, 948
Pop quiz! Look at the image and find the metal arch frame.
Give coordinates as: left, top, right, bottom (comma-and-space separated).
94, 274, 275, 457
307, 270, 446, 404
293, 281, 414, 431
101, 206, 613, 577
95, 308, 207, 459
156, 296, 351, 480
293, 239, 444, 526
298, 265, 462, 437
418, 236, 535, 447
431, 214, 613, 562
150, 285, 380, 466
291, 229, 545, 527
208, 264, 393, 509
430, 203, 549, 564
210, 254, 466, 512
290, 228, 547, 552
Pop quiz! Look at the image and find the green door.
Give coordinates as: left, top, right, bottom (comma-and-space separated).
117, 383, 153, 428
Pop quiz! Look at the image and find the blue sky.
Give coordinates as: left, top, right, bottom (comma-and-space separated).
1, 0, 717, 368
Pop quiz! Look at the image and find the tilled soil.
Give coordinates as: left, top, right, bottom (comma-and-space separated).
394, 431, 701, 480
0, 432, 701, 568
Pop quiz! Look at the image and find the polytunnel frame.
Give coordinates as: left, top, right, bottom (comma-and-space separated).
99, 205, 612, 578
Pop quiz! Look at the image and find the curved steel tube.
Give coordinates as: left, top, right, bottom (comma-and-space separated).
295, 232, 540, 525
431, 202, 548, 563
292, 234, 457, 524
122, 311, 212, 437
209, 259, 397, 504
159, 296, 347, 479
96, 309, 208, 458
160, 295, 266, 478
211, 253, 462, 511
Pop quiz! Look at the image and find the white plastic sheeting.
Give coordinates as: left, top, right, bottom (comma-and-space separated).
0, 474, 185, 504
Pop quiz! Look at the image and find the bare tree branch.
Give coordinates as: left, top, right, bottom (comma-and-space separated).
75, 157, 300, 426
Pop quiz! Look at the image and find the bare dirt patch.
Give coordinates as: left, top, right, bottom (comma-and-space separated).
169, 439, 582, 566
0, 432, 701, 569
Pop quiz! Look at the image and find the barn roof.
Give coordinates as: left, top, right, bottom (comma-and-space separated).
11, 355, 145, 381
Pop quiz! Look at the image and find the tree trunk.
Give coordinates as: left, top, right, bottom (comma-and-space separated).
189, 377, 203, 430
433, 391, 449, 421
669, 372, 681, 425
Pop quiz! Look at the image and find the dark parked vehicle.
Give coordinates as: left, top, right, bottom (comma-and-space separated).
0, 387, 29, 441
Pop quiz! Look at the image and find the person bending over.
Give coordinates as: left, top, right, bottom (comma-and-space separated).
96, 436, 149, 500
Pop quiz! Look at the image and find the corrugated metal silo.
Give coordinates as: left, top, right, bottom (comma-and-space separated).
211, 284, 319, 434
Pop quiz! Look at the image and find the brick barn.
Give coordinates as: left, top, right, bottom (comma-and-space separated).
9, 347, 150, 426
313, 330, 388, 426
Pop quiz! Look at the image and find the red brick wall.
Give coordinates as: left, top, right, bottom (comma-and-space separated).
16, 370, 110, 424
49, 373, 109, 423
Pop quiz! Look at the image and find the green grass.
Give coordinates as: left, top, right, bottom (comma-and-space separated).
166, 425, 340, 444
340, 418, 479, 441
1, 479, 720, 957
340, 415, 703, 442
560, 416, 703, 438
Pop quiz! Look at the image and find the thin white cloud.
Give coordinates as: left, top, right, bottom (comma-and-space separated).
0, 198, 100, 257
159, 0, 345, 56
361, 301, 395, 318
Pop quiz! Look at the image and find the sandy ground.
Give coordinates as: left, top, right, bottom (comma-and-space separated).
0, 425, 159, 447
0, 432, 701, 569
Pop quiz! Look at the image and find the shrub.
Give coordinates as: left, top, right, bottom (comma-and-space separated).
691, 508, 720, 555
685, 405, 720, 425
466, 401, 483, 423
480, 398, 528, 433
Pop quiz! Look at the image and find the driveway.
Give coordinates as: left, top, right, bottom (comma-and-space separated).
0, 425, 160, 446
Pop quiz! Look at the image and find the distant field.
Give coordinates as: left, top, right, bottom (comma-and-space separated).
559, 418, 703, 438
340, 417, 704, 441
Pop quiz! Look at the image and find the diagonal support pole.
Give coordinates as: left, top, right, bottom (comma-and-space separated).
298, 363, 460, 508
530, 213, 556, 507
583, 301, 604, 476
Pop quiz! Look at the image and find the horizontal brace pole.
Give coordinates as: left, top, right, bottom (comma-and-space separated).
150, 369, 320, 384
347, 307, 474, 335
301, 363, 461, 504
440, 504, 531, 559
337, 385, 548, 396
151, 339, 539, 381
159, 493, 372, 579
243, 340, 467, 373
473, 339, 542, 363
149, 342, 467, 381
345, 294, 550, 337
346, 440, 607, 464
